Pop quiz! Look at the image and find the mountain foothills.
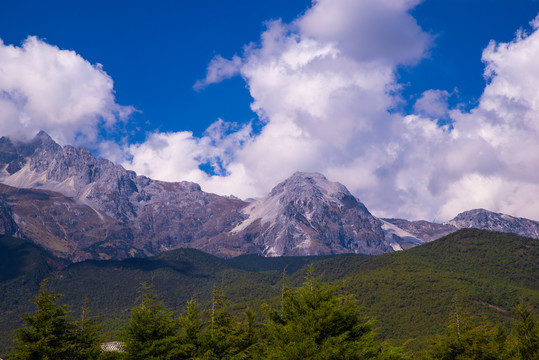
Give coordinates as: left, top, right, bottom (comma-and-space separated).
0, 229, 537, 356
1, 131, 539, 261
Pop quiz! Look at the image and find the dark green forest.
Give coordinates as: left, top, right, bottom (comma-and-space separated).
0, 229, 538, 359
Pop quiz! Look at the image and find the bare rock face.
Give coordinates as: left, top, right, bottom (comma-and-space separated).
1, 131, 538, 261
382, 219, 458, 243
0, 132, 421, 260
230, 172, 420, 256
0, 132, 249, 260
0, 183, 140, 261
384, 209, 539, 243
447, 209, 539, 238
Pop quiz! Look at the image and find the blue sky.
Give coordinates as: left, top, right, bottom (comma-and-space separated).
2, 0, 538, 137
0, 0, 312, 140
2, 0, 539, 221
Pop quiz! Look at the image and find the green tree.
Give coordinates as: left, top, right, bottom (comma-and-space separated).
263, 271, 406, 360
121, 283, 180, 360
71, 301, 103, 360
175, 298, 204, 359
201, 286, 254, 360
9, 279, 102, 360
233, 306, 261, 359
423, 304, 509, 360
512, 304, 539, 360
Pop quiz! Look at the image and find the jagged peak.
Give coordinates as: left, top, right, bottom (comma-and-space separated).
447, 208, 539, 236
269, 171, 350, 199
449, 208, 512, 223
32, 130, 57, 144
453, 208, 496, 216
34, 130, 52, 139
29, 130, 62, 152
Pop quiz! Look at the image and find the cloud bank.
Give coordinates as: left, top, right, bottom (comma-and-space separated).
3, 1, 539, 222
0, 36, 132, 146
173, 0, 539, 221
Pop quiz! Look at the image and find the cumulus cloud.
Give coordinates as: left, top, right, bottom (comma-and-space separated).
124, 0, 433, 202
297, 0, 430, 65
119, 119, 254, 192
0, 36, 132, 146
435, 20, 539, 220
413, 89, 451, 119
119, 0, 539, 221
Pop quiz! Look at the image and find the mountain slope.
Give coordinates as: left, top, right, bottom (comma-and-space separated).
1, 132, 539, 260
385, 208, 539, 243
0, 235, 68, 350
0, 132, 248, 259
0, 133, 422, 259
448, 208, 539, 238
289, 228, 539, 348
230, 172, 421, 256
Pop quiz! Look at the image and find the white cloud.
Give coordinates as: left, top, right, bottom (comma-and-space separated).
125, 0, 434, 204
297, 0, 430, 65
102, 1, 539, 222
413, 89, 450, 119
193, 54, 242, 90
0, 36, 132, 146
123, 131, 205, 182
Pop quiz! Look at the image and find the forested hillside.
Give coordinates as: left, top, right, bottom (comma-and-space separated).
0, 229, 537, 357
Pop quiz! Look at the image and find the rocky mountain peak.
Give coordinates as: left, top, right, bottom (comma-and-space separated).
1, 132, 538, 261
447, 209, 539, 238
231, 171, 417, 257
28, 130, 62, 155
0, 132, 249, 260
269, 171, 360, 209
386, 208, 539, 243
271, 171, 343, 195
449, 208, 503, 226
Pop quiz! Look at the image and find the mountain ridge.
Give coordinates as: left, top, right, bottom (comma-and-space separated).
1, 131, 539, 261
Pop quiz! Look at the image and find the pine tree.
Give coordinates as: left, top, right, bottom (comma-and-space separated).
235, 307, 259, 357
424, 303, 509, 360
121, 282, 180, 360
175, 298, 204, 359
513, 304, 539, 360
9, 280, 77, 359
263, 270, 406, 360
71, 301, 103, 360
201, 286, 242, 360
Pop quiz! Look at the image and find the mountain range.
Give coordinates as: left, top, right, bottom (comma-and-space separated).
1, 131, 539, 261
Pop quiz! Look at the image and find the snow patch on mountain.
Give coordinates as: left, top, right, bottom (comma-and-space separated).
231, 195, 281, 233
381, 220, 423, 251
381, 220, 418, 239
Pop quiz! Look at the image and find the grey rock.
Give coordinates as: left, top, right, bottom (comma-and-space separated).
1, 132, 538, 261
230, 172, 420, 256
0, 132, 247, 260
382, 218, 458, 243
447, 209, 539, 238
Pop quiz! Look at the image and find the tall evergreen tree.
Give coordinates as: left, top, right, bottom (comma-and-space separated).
175, 298, 204, 359
121, 283, 180, 360
9, 279, 102, 360
201, 286, 244, 360
71, 301, 103, 360
423, 303, 509, 360
263, 271, 406, 360
512, 304, 539, 360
